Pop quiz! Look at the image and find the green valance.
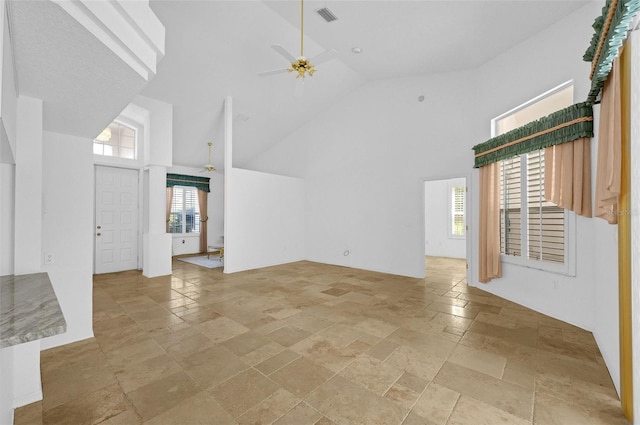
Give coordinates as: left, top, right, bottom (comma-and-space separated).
584, 0, 640, 104
472, 102, 594, 168
166, 173, 210, 192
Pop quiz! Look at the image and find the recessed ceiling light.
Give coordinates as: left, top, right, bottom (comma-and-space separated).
352, 47, 362, 54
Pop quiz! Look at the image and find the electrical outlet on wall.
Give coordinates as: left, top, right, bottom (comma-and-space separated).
45, 253, 55, 265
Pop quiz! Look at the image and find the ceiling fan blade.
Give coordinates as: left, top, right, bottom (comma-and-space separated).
310, 49, 337, 65
258, 68, 289, 77
272, 44, 297, 63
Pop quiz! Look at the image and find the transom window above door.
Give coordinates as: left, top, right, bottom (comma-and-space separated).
94, 121, 137, 160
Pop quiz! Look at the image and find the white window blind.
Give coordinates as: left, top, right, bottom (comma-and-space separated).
169, 186, 200, 234
499, 150, 564, 265
500, 156, 522, 257
451, 186, 465, 237
526, 151, 564, 264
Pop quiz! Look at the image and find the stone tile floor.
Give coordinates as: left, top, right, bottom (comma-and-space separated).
14, 257, 628, 424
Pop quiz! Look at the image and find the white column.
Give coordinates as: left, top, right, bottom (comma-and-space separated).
14, 97, 43, 275
0, 164, 15, 276
0, 345, 14, 425
11, 342, 42, 407
223, 96, 232, 273
143, 164, 171, 277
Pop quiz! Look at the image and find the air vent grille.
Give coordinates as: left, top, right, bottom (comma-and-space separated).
316, 7, 338, 23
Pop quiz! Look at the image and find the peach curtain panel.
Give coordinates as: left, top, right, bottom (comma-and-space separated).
594, 55, 622, 224
165, 187, 173, 233
197, 189, 208, 253
544, 138, 592, 217
479, 162, 502, 283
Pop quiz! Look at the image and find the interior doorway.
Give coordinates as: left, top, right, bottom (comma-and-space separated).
94, 166, 140, 274
424, 177, 468, 274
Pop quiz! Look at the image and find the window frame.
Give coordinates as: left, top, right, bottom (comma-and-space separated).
448, 183, 466, 239
491, 81, 576, 277
169, 185, 201, 235
93, 117, 143, 166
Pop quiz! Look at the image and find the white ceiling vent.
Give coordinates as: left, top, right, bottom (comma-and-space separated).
316, 7, 338, 23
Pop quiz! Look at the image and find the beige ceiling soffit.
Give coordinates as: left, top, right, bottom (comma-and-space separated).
51, 0, 165, 81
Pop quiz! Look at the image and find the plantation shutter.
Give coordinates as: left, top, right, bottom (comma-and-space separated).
184, 188, 200, 233
169, 187, 201, 233
169, 187, 183, 233
500, 156, 522, 257
527, 151, 564, 263
452, 186, 465, 236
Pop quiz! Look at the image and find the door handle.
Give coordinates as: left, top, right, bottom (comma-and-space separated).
97, 233, 102, 236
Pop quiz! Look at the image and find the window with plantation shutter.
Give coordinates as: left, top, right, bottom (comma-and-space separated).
499, 150, 565, 265
493, 82, 575, 275
169, 186, 201, 234
526, 151, 564, 264
450, 185, 465, 238
500, 156, 522, 257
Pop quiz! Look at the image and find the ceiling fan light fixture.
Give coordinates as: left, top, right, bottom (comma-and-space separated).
96, 127, 112, 142
288, 57, 316, 78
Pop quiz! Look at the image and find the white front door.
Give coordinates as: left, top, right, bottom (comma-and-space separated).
95, 166, 139, 274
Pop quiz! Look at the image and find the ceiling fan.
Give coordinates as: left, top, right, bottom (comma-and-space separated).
259, 0, 337, 80
200, 142, 216, 172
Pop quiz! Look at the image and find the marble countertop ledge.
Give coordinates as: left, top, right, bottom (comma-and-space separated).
0, 273, 66, 348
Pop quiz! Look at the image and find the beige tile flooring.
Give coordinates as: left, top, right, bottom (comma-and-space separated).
14, 257, 628, 425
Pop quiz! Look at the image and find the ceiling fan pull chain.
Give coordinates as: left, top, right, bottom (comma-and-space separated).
300, 0, 304, 57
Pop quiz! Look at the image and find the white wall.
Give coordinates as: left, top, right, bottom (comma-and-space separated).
208, 170, 225, 247
14, 96, 43, 275
0, 0, 17, 162
135, 95, 172, 168
0, 163, 13, 275
425, 177, 466, 259
41, 131, 94, 348
247, 69, 479, 278
0, 7, 23, 422
224, 167, 305, 273
591, 102, 622, 396
171, 234, 200, 256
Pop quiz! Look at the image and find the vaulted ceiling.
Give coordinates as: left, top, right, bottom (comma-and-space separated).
10, 0, 594, 169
